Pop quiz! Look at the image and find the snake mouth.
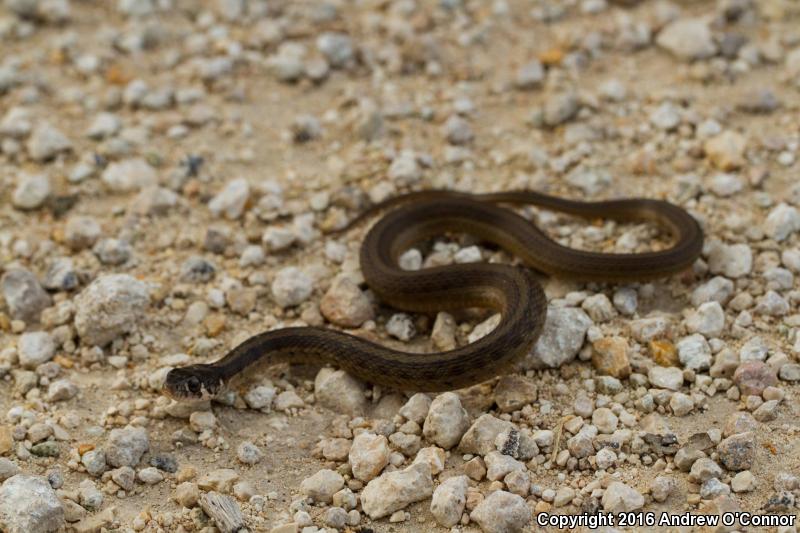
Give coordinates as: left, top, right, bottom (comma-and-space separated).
163, 366, 224, 401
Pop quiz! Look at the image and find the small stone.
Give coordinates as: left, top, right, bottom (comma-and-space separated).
101, 158, 157, 192
73, 274, 149, 346
779, 363, 800, 381
137, 467, 163, 485
459, 414, 514, 455
386, 313, 415, 341
430, 475, 468, 528
81, 450, 106, 477
753, 400, 779, 422
2, 268, 51, 322
198, 469, 240, 493
527, 307, 592, 368
470, 490, 531, 533
0, 475, 64, 533
700, 478, 731, 499
0, 459, 20, 482
677, 334, 712, 371
174, 482, 200, 507
319, 277, 373, 327
423, 392, 470, 449
704, 131, 747, 171
650, 102, 681, 131
105, 426, 149, 468
111, 467, 135, 491
360, 463, 433, 519
595, 448, 617, 470
650, 476, 676, 503
690, 458, 723, 483
764, 204, 800, 241
64, 216, 102, 251
274, 390, 304, 411
399, 393, 431, 425
734, 360, 777, 396
591, 336, 631, 378
648, 366, 683, 391
271, 267, 313, 308
656, 18, 717, 60
716, 431, 755, 472
27, 122, 71, 161
494, 375, 537, 413
686, 302, 725, 337
442, 115, 473, 145
244, 385, 276, 410
464, 457, 486, 481
543, 91, 579, 127
43, 258, 78, 291
515, 60, 545, 89
314, 368, 366, 415
669, 392, 694, 416
349, 433, 389, 482
602, 481, 644, 513
485, 451, 525, 481
93, 238, 133, 265
731, 471, 756, 492
317, 32, 354, 68
236, 442, 263, 465
208, 178, 250, 219
707, 241, 752, 278
12, 174, 50, 210
592, 408, 619, 434
18, 331, 56, 369
431, 312, 456, 351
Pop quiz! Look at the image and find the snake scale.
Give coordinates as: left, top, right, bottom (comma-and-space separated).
164, 190, 703, 400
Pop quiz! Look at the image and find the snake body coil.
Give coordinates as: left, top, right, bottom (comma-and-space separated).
164, 190, 703, 399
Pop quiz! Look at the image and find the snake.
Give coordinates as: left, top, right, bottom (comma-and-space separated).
164, 190, 703, 400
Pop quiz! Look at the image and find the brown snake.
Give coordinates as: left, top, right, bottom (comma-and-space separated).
164, 190, 703, 400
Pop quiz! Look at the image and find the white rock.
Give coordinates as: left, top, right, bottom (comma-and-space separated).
0, 475, 64, 533
470, 490, 530, 533
74, 274, 150, 346
320, 277, 373, 328
677, 334, 712, 371
86, 113, 122, 139
262, 226, 295, 252
527, 307, 592, 368
764, 204, 800, 242
271, 267, 312, 308
650, 102, 681, 131
707, 241, 752, 278
300, 469, 344, 504
602, 481, 644, 512
360, 463, 433, 519
581, 294, 617, 322
17, 331, 55, 369
691, 276, 734, 306
670, 392, 694, 416
106, 426, 149, 468
430, 475, 468, 528
349, 433, 389, 482
423, 392, 470, 450
244, 385, 276, 410
0, 107, 32, 138
314, 368, 366, 415
12, 174, 50, 210
1, 268, 51, 322
102, 158, 157, 192
236, 442, 263, 465
648, 366, 683, 391
656, 18, 717, 60
209, 178, 250, 219
686, 301, 725, 337
484, 451, 525, 481
27, 122, 71, 161
458, 414, 514, 455
317, 32, 354, 68
386, 313, 415, 341
399, 393, 431, 425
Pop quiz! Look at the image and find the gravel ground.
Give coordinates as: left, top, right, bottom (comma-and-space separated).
2, 0, 800, 532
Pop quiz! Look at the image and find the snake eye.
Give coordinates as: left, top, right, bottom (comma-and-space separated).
186, 376, 202, 394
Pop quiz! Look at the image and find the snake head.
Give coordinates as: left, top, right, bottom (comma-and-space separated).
163, 365, 224, 401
